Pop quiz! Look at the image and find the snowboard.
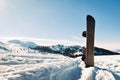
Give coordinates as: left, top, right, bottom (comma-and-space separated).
85, 15, 95, 67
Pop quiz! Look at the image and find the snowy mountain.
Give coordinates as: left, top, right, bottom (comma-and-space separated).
0, 39, 119, 57
30, 45, 120, 57
8, 40, 38, 48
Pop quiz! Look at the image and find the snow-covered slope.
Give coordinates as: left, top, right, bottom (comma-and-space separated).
0, 41, 11, 53
0, 53, 120, 80
8, 40, 38, 48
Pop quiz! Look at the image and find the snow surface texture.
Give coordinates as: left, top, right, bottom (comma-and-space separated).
0, 38, 119, 80
0, 53, 120, 80
0, 53, 81, 80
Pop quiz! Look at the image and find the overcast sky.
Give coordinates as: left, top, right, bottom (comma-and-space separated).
0, 0, 120, 50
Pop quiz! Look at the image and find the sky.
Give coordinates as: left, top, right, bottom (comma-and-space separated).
0, 0, 120, 50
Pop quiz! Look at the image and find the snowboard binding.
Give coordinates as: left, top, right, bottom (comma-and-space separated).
82, 31, 86, 37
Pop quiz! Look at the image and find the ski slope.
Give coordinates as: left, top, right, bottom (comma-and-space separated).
0, 52, 120, 80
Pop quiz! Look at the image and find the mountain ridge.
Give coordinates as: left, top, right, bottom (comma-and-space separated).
0, 39, 119, 58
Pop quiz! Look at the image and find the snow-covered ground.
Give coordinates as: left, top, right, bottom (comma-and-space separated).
0, 53, 81, 80
0, 52, 120, 80
81, 55, 120, 80
0, 38, 119, 80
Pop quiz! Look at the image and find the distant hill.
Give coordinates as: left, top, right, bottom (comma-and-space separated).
94, 47, 120, 55
0, 39, 119, 58
30, 44, 120, 57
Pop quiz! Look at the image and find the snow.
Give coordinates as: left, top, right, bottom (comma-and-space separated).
74, 52, 83, 55
0, 41, 11, 52
0, 38, 119, 80
0, 53, 81, 80
8, 40, 38, 48
0, 52, 120, 80
50, 45, 65, 51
